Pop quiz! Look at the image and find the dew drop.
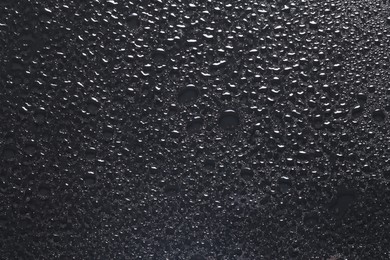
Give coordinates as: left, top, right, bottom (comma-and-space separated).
84, 173, 96, 186
372, 109, 386, 123
178, 85, 199, 104
87, 98, 100, 115
187, 117, 203, 133
219, 110, 239, 130
128, 13, 140, 29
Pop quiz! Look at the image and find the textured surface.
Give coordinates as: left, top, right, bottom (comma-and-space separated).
1, 0, 390, 259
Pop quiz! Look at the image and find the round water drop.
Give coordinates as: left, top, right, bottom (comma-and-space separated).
87, 98, 100, 115
372, 109, 386, 123
38, 185, 51, 197
219, 110, 239, 129
164, 184, 180, 196
303, 213, 319, 227
2, 147, 16, 161
152, 48, 167, 65
187, 117, 203, 132
128, 13, 140, 29
84, 173, 96, 186
23, 142, 37, 156
351, 105, 364, 118
279, 176, 292, 193
103, 125, 114, 139
240, 167, 254, 180
178, 85, 199, 104
85, 147, 96, 160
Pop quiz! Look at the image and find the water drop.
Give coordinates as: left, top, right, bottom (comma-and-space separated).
372, 109, 386, 123
187, 117, 203, 133
219, 110, 239, 130
178, 85, 199, 104
87, 98, 100, 115
128, 13, 140, 29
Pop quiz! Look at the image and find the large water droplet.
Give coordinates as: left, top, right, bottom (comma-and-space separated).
372, 109, 386, 123
178, 85, 199, 104
219, 110, 239, 130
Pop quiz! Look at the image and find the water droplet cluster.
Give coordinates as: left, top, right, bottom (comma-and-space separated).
1, 0, 390, 259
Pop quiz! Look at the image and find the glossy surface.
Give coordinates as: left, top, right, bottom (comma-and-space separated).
1, 0, 390, 259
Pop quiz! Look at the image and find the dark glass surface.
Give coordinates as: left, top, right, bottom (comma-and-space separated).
1, 1, 390, 259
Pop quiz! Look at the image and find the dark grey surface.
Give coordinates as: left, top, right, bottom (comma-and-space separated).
1, 0, 390, 259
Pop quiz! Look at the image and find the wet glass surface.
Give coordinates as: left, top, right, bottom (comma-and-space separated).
1, 0, 390, 259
